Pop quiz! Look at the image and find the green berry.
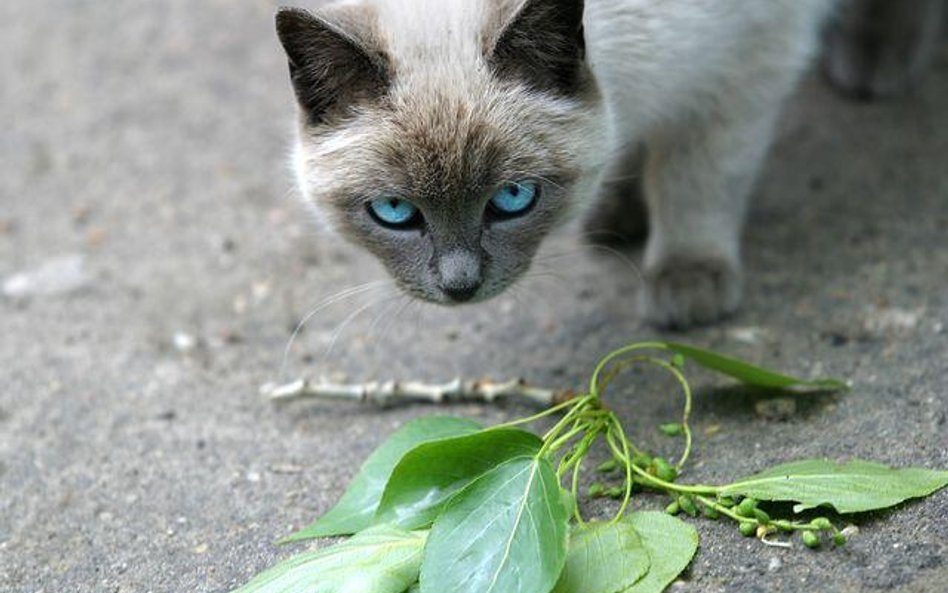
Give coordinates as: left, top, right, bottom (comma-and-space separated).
802, 531, 821, 549
657, 467, 679, 482
605, 486, 625, 500
833, 533, 847, 547
753, 509, 771, 525
632, 453, 653, 469
739, 522, 756, 537
737, 498, 758, 517
671, 353, 686, 369
653, 458, 679, 482
596, 459, 619, 473
811, 517, 833, 531
702, 505, 720, 520
659, 423, 684, 437
587, 483, 605, 498
665, 501, 681, 515
678, 495, 698, 517
717, 496, 736, 508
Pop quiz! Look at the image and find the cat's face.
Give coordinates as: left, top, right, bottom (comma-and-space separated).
277, 0, 605, 304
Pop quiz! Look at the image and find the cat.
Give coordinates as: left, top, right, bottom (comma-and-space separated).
824, 0, 945, 100
275, 0, 943, 328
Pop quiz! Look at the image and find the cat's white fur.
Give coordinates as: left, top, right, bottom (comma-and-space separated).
581, 0, 833, 325
291, 0, 834, 326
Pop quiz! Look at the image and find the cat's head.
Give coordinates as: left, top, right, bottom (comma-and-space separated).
276, 0, 605, 303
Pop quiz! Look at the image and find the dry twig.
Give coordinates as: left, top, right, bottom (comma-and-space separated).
261, 377, 573, 408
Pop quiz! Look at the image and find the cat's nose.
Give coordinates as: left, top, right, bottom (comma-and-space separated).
437, 250, 482, 303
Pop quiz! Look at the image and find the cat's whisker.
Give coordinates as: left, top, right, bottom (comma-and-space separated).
523, 267, 571, 286
536, 243, 644, 286
599, 172, 642, 185
319, 290, 401, 370
366, 293, 403, 336
536, 176, 566, 192
531, 270, 567, 293
279, 279, 392, 380
574, 228, 639, 244
370, 294, 415, 350
509, 277, 557, 320
410, 297, 430, 330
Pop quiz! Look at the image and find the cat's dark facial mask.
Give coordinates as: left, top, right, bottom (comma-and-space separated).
277, 0, 605, 304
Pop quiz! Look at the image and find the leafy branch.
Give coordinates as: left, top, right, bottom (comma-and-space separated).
232, 342, 947, 593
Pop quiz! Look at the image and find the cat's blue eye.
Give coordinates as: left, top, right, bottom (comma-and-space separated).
489, 180, 539, 218
368, 196, 420, 228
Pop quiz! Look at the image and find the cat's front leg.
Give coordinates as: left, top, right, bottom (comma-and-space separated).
824, 0, 945, 100
640, 104, 780, 329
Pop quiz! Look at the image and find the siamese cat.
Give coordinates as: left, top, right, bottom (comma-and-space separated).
275, 0, 944, 328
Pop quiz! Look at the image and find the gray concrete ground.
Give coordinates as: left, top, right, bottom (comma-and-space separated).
1, 2, 947, 592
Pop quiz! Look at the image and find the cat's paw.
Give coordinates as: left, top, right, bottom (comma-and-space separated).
642, 255, 743, 329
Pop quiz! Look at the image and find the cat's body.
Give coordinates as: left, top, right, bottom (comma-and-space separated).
276, 0, 943, 328
582, 0, 830, 326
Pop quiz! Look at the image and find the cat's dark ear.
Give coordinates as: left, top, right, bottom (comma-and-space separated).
275, 7, 390, 124
489, 0, 587, 95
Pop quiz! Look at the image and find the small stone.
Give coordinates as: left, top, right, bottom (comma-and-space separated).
767, 556, 782, 572
252, 281, 271, 302
86, 227, 108, 247
268, 464, 304, 475
3, 254, 88, 298
72, 205, 93, 225
728, 326, 766, 344
173, 332, 198, 353
193, 543, 208, 554
232, 295, 248, 314
864, 306, 923, 334
246, 471, 261, 483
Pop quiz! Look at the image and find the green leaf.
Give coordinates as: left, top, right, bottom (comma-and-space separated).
661, 342, 846, 391
283, 416, 480, 541
419, 456, 569, 593
719, 459, 948, 513
553, 521, 649, 593
623, 512, 699, 593
231, 525, 425, 593
375, 428, 543, 529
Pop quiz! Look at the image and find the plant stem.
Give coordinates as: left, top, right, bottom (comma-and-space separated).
540, 397, 596, 448
604, 433, 719, 496
694, 495, 750, 524
607, 418, 635, 523
692, 495, 824, 533
637, 357, 693, 470
589, 342, 672, 397
492, 395, 586, 430
585, 345, 694, 470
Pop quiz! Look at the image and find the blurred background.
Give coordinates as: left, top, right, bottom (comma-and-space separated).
1, 1, 946, 592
